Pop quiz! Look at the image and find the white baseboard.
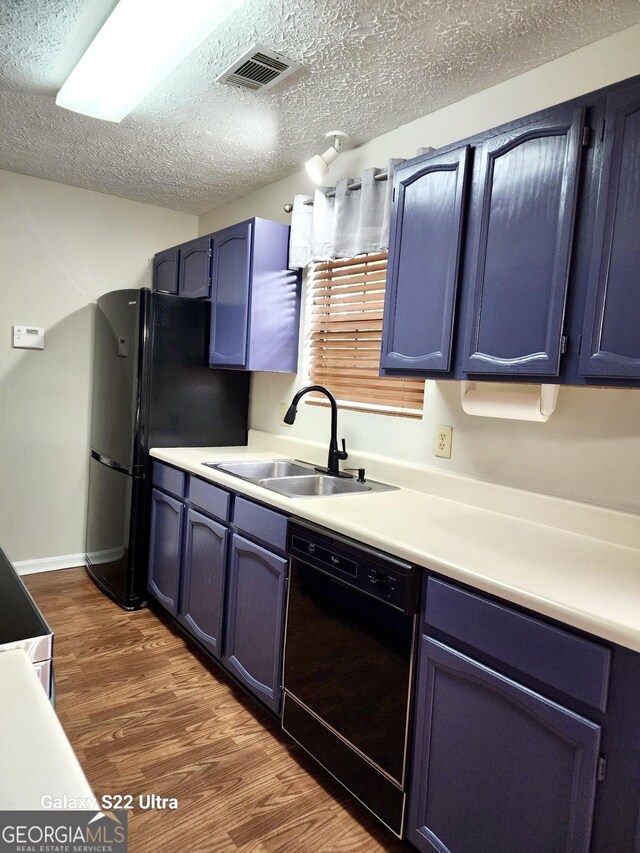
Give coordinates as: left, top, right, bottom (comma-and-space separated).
14, 554, 87, 576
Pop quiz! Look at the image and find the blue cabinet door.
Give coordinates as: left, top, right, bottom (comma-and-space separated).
209, 222, 252, 367
153, 248, 179, 294
408, 637, 601, 853
580, 82, 640, 380
178, 236, 211, 299
178, 508, 228, 659
147, 488, 184, 615
381, 147, 470, 373
462, 106, 585, 376
222, 533, 287, 713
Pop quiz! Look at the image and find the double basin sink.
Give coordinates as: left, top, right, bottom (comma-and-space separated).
202, 459, 398, 499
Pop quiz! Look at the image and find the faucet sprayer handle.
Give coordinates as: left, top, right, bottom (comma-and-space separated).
337, 438, 348, 461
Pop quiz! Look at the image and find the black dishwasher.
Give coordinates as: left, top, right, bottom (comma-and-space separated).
282, 520, 420, 837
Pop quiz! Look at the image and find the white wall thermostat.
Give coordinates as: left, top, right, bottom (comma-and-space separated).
13, 325, 45, 350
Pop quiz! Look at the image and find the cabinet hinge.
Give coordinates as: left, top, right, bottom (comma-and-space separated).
582, 126, 592, 147
209, 247, 212, 257
597, 755, 607, 782
392, 187, 396, 203
560, 335, 568, 355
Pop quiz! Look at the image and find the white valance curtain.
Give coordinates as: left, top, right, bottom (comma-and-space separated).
288, 148, 434, 270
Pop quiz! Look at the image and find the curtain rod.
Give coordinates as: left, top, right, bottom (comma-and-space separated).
301, 170, 389, 206
291, 147, 436, 209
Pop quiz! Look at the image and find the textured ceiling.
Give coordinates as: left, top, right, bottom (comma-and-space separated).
1, 0, 640, 214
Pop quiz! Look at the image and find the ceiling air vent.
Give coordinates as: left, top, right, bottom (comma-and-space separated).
216, 45, 301, 92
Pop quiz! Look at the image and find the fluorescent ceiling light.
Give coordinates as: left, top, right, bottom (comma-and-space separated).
56, 0, 242, 123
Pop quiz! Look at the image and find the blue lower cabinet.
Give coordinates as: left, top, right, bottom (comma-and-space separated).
408, 637, 601, 853
178, 508, 228, 659
147, 488, 184, 616
147, 470, 290, 715
222, 533, 288, 713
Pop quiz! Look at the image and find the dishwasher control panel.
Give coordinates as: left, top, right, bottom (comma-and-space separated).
288, 521, 419, 613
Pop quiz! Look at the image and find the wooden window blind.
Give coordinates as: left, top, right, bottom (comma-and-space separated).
306, 251, 424, 417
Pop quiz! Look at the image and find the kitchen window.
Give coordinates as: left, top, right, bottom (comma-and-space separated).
305, 251, 424, 417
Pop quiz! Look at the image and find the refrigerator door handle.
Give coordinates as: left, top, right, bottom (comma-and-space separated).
90, 450, 142, 476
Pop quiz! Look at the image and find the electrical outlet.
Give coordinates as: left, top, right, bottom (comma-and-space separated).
434, 425, 453, 459
279, 403, 291, 426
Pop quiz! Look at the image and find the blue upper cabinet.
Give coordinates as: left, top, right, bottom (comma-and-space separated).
178, 235, 212, 299
209, 218, 301, 372
380, 147, 470, 373
579, 81, 640, 380
153, 238, 211, 298
152, 248, 179, 295
462, 106, 585, 376
209, 222, 252, 367
379, 73, 640, 387
153, 218, 301, 371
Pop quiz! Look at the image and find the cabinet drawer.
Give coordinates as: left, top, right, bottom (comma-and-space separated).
233, 497, 287, 553
424, 577, 610, 711
187, 476, 230, 522
152, 462, 185, 499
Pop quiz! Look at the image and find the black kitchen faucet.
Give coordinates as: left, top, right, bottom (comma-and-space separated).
283, 385, 351, 477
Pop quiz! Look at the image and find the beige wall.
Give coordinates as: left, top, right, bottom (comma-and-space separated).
0, 171, 197, 563
200, 24, 640, 514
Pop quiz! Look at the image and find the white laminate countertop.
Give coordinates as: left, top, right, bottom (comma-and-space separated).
151, 434, 640, 654
0, 649, 94, 810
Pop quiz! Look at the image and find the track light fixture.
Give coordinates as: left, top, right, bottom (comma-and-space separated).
305, 131, 349, 184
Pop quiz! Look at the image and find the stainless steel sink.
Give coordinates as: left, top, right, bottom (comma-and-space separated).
202, 458, 398, 498
257, 474, 373, 497
204, 459, 315, 480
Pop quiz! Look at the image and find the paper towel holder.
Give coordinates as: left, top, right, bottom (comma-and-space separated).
460, 381, 559, 422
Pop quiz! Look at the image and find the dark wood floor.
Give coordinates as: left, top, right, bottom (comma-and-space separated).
24, 568, 409, 853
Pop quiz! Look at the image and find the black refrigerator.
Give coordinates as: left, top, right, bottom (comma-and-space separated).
85, 288, 250, 610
